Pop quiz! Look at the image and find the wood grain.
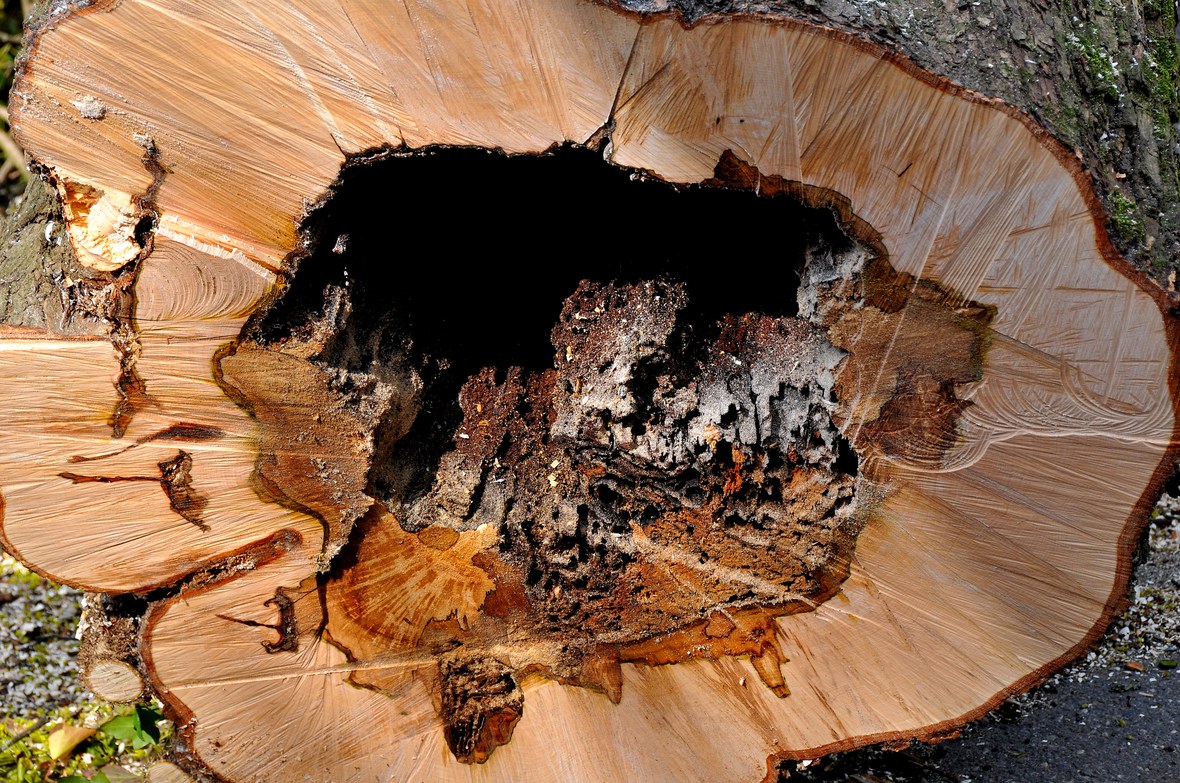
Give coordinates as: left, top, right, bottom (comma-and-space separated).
1, 2, 1174, 781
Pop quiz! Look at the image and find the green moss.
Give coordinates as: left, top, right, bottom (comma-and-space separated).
1144, 11, 1179, 137
1131, 0, 1180, 270
1109, 190, 1146, 244
1041, 98, 1082, 148
1142, 0, 1169, 19
1065, 24, 1123, 102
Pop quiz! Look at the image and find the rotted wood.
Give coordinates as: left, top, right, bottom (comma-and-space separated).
77, 594, 145, 703
0, 2, 1176, 783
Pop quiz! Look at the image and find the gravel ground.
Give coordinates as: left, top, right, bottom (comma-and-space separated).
0, 555, 83, 720
2, 499, 1177, 780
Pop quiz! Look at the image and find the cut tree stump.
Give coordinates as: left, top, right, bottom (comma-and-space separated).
1, 2, 1177, 782
82, 660, 144, 704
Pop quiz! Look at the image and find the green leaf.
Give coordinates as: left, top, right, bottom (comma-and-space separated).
1160, 659, 1179, 669
135, 705, 162, 744
92, 772, 113, 783
60, 777, 90, 783
99, 715, 138, 741
100, 765, 141, 783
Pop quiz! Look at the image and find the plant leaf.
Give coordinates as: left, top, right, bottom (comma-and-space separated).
47, 724, 96, 760
99, 715, 137, 741
100, 765, 140, 783
135, 705, 162, 743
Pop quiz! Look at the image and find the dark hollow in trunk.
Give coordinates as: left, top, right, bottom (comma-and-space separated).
250, 145, 876, 761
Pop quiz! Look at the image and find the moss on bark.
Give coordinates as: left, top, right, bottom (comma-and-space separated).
627, 0, 1180, 283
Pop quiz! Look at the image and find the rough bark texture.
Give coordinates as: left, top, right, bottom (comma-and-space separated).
7, 1, 1178, 290
0, 174, 113, 336
620, 0, 1180, 283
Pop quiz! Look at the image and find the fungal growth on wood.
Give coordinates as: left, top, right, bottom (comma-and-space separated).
1, 3, 1176, 782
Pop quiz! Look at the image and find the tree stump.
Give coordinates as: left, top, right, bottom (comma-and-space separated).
0, 2, 1176, 782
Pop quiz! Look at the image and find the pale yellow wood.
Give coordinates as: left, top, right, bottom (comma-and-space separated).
2, 3, 1174, 781
146, 762, 196, 783
147, 549, 778, 783
0, 239, 322, 590
14, 0, 340, 265
143, 435, 1166, 781
84, 660, 144, 703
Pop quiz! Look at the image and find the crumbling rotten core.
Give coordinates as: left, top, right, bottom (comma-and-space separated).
235, 146, 993, 765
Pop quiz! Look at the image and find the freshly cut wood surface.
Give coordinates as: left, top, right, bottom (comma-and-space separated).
84, 659, 144, 703
2, 2, 1176, 782
0, 237, 323, 590
145, 762, 196, 783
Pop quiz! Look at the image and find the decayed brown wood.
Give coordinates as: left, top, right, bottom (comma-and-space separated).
0, 2, 1177, 782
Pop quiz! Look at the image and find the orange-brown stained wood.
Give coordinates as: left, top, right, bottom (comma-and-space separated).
218, 343, 387, 567
2, 2, 1177, 783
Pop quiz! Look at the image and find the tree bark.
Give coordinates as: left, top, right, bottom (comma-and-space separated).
0, 2, 1176, 782
653, 0, 1180, 283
